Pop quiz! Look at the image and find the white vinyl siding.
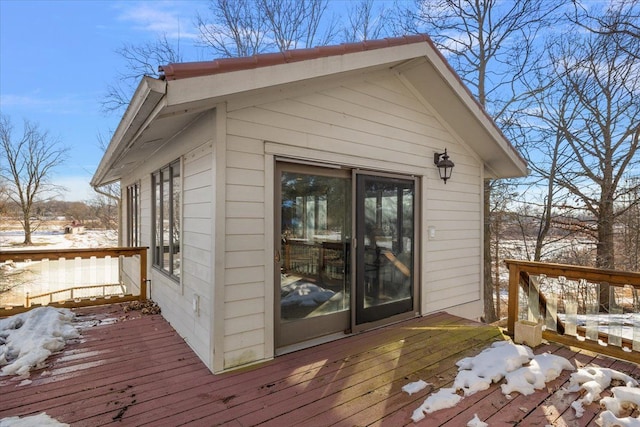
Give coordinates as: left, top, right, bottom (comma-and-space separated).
220, 69, 483, 369
139, 112, 215, 369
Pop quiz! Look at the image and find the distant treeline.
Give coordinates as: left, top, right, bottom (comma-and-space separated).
1, 199, 118, 230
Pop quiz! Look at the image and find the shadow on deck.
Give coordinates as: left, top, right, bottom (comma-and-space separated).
0, 305, 637, 426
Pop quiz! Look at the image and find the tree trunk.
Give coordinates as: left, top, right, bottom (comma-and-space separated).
483, 180, 498, 323
22, 213, 32, 245
597, 196, 615, 311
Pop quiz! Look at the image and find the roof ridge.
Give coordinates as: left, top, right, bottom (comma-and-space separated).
159, 34, 432, 81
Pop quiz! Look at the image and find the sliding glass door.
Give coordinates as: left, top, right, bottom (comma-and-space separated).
275, 163, 351, 349
276, 163, 417, 349
355, 174, 416, 325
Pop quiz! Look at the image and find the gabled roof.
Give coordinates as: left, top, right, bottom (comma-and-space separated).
92, 35, 527, 187
159, 35, 433, 80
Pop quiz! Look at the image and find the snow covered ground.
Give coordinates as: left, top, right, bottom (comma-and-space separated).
0, 228, 117, 251
406, 340, 640, 426
0, 307, 79, 426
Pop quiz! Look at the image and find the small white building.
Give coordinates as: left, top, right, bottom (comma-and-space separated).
91, 35, 527, 374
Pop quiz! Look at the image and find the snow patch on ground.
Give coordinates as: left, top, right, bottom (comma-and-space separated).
0, 412, 69, 427
0, 307, 79, 376
407, 341, 640, 425
567, 366, 639, 421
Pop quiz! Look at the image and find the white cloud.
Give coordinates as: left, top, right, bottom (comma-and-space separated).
115, 1, 201, 40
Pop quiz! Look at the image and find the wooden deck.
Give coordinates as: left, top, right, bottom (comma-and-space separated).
1, 305, 637, 426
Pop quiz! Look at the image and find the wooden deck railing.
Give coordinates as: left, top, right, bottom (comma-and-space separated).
504, 259, 639, 363
0, 247, 147, 315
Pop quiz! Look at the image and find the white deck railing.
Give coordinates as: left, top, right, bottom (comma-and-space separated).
0, 247, 147, 315
505, 259, 639, 364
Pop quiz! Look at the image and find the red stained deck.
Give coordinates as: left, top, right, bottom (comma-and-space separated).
1, 305, 637, 426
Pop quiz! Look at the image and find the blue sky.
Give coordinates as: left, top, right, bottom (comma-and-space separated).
1, 0, 208, 201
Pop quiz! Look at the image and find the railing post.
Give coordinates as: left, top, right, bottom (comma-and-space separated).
506, 261, 520, 336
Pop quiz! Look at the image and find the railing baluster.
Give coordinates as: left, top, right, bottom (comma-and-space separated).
633, 287, 640, 352
42, 258, 50, 295
105, 255, 112, 284
585, 280, 600, 342
634, 313, 639, 352
528, 275, 541, 322
608, 284, 623, 348
545, 287, 558, 333
74, 257, 82, 288
59, 257, 66, 291
89, 256, 97, 285
565, 288, 578, 337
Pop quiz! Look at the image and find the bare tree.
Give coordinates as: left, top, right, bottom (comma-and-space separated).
511, 63, 582, 264
0, 177, 9, 217
260, 0, 337, 50
393, 0, 552, 322
196, 0, 270, 57
571, 0, 639, 60
89, 192, 119, 231
102, 35, 183, 114
617, 176, 640, 271
92, 132, 120, 230
0, 115, 69, 245
197, 0, 337, 57
546, 19, 640, 271
341, 0, 389, 42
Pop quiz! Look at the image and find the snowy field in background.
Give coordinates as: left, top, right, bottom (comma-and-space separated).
0, 229, 117, 251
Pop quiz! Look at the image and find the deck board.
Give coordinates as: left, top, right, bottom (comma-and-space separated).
0, 304, 637, 426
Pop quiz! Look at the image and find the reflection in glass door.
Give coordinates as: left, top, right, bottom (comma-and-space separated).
356, 174, 415, 325
276, 164, 351, 349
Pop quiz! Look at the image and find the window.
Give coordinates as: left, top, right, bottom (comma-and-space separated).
152, 160, 181, 279
126, 182, 140, 247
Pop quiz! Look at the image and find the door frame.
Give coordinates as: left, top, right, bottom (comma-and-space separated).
274, 161, 421, 349
350, 169, 421, 333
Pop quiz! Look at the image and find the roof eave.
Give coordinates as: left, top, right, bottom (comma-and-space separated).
91, 77, 166, 187
394, 55, 528, 179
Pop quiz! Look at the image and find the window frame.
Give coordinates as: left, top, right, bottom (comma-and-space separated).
152, 159, 181, 281
126, 182, 140, 247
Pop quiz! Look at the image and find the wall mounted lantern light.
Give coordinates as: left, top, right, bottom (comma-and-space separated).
434, 149, 454, 184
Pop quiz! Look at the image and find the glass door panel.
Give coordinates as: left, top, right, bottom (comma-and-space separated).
356, 174, 415, 325
276, 164, 351, 349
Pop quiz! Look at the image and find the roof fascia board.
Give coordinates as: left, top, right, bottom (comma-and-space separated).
164, 43, 430, 109
91, 77, 166, 187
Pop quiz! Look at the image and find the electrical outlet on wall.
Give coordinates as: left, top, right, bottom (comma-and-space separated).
193, 294, 200, 315
428, 226, 436, 240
